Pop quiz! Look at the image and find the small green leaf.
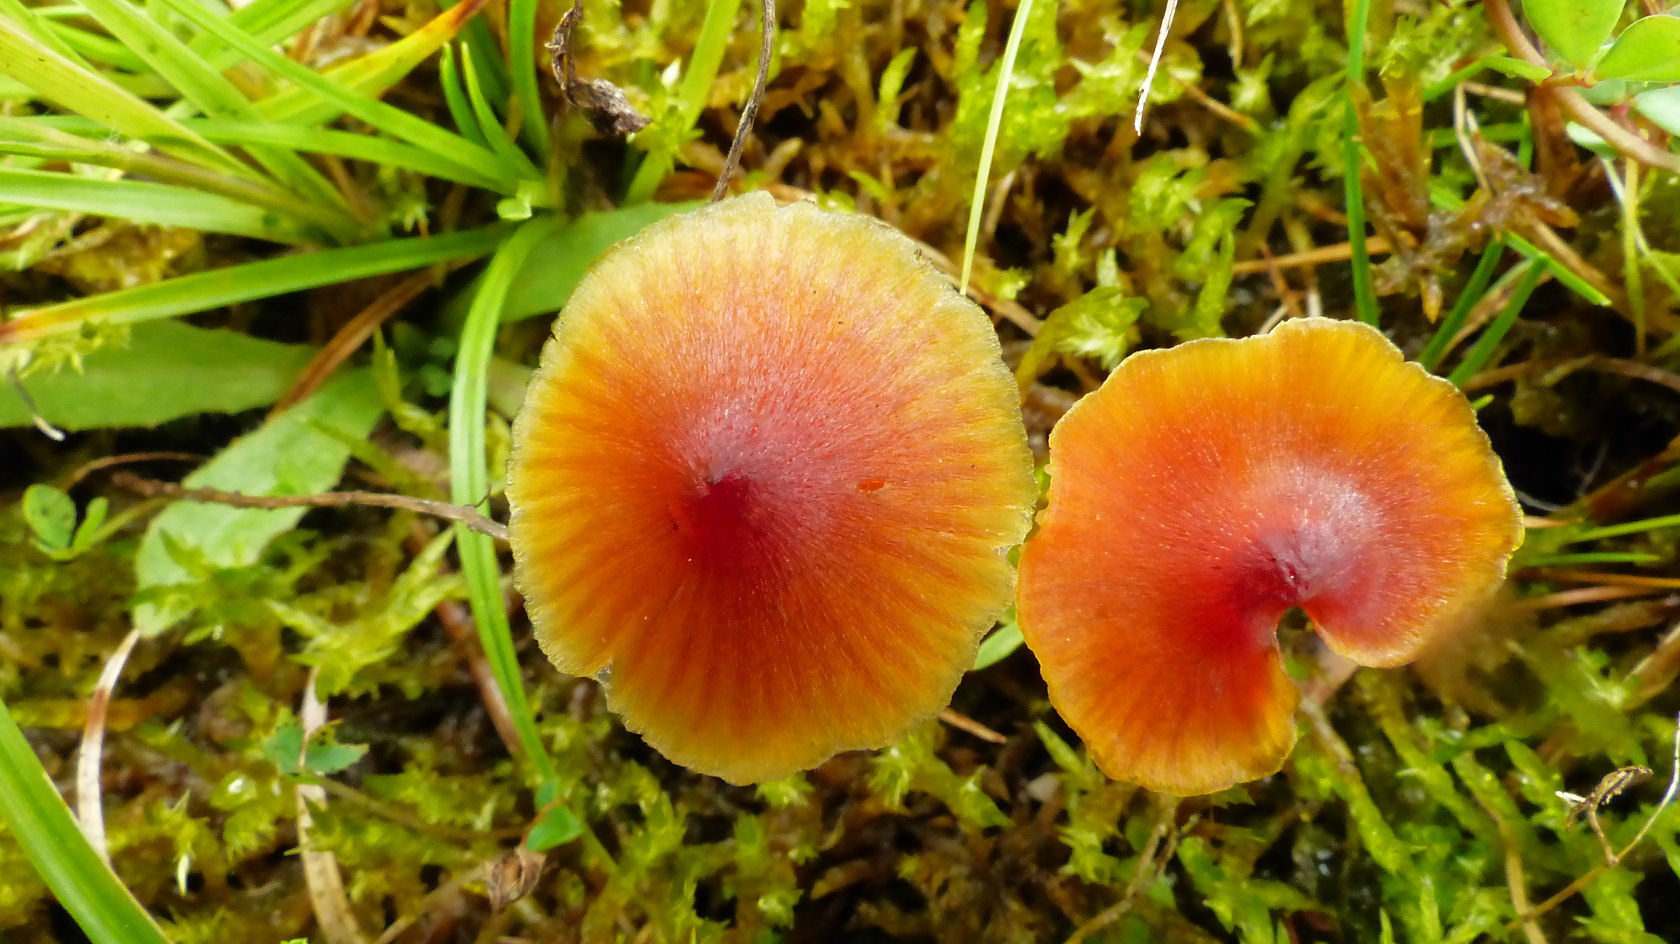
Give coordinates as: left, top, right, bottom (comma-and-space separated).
0, 321, 315, 432
71, 497, 109, 551
1481, 55, 1554, 82
1596, 15, 1680, 81
263, 722, 366, 776
22, 484, 75, 551
1635, 85, 1680, 135
971, 617, 1024, 670
132, 369, 384, 635
303, 738, 368, 775
1524, 0, 1624, 68
533, 779, 560, 809
526, 803, 583, 852
495, 202, 700, 322
262, 722, 306, 776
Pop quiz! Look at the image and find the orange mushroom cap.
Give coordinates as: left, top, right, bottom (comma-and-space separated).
1017, 317, 1523, 796
506, 193, 1036, 784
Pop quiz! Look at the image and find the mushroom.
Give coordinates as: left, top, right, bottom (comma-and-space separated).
1016, 317, 1523, 796
505, 193, 1037, 784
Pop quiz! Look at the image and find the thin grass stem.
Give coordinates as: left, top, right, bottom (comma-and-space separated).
960, 0, 1034, 296
446, 218, 559, 785
1420, 239, 1505, 373
1448, 259, 1543, 386
1342, 0, 1377, 325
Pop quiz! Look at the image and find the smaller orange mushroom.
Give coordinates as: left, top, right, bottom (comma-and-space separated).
1017, 317, 1523, 796
506, 193, 1036, 785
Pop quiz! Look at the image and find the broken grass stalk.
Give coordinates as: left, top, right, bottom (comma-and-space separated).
1509, 713, 1680, 929
711, 0, 774, 201
110, 471, 510, 543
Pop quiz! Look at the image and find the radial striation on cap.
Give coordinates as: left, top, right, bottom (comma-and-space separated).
506, 193, 1037, 785
1017, 317, 1523, 796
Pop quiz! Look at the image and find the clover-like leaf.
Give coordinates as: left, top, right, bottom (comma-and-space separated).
1596, 15, 1680, 82
1524, 0, 1625, 69
22, 484, 76, 553
1635, 85, 1680, 134
525, 802, 583, 852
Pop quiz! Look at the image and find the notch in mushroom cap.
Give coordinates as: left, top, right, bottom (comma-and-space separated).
506, 192, 1037, 785
1017, 317, 1523, 796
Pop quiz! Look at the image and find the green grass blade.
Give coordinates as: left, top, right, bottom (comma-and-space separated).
960, 0, 1034, 295
252, 0, 492, 139
460, 42, 544, 183
1522, 551, 1663, 566
73, 0, 353, 224
0, 224, 513, 342
625, 0, 742, 203
0, 0, 81, 58
1506, 233, 1613, 305
1419, 238, 1505, 373
1447, 259, 1543, 386
507, 0, 549, 158
0, 115, 348, 223
41, 21, 148, 71
446, 217, 558, 784
0, 20, 251, 178
0, 167, 318, 242
211, 0, 355, 59
153, 0, 508, 190
439, 43, 489, 147
1568, 513, 1680, 543
184, 118, 512, 193
15, 113, 513, 195
1343, 0, 1378, 326
0, 699, 171, 944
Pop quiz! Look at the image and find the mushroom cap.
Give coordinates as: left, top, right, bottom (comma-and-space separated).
506, 193, 1037, 784
1016, 317, 1523, 796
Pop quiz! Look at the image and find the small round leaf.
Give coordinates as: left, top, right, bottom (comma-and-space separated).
22, 484, 76, 551
1596, 15, 1680, 82
1635, 85, 1680, 135
1524, 0, 1625, 69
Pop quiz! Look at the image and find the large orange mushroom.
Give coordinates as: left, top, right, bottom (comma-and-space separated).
1017, 317, 1523, 796
505, 193, 1036, 784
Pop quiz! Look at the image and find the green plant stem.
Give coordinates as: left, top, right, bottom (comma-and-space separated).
960, 0, 1034, 296
1342, 0, 1377, 326
508, 0, 549, 159
447, 217, 557, 787
447, 220, 620, 876
1420, 239, 1505, 373
1569, 511, 1680, 543
1448, 259, 1544, 386
0, 699, 171, 944
0, 225, 512, 343
1483, 0, 1680, 174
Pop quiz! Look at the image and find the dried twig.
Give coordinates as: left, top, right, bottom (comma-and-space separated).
109, 471, 509, 543
1133, 0, 1181, 135
1230, 237, 1393, 275
75, 628, 141, 863
712, 0, 776, 201
297, 671, 368, 944
8, 366, 65, 441
547, 0, 650, 136
1507, 713, 1680, 931
937, 707, 1006, 744
271, 271, 437, 416
1065, 795, 1180, 944
1558, 765, 1653, 863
